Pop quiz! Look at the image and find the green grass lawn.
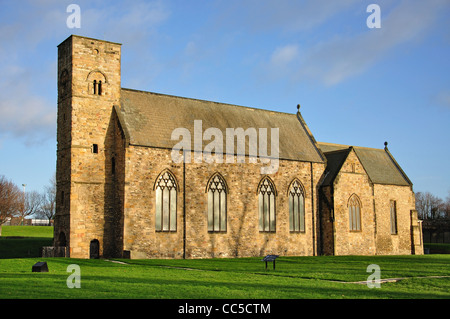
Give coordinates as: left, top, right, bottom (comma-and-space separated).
0, 226, 53, 259
0, 255, 449, 299
1, 226, 53, 238
0, 226, 449, 299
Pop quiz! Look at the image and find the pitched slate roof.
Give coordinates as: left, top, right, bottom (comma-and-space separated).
318, 142, 412, 187
116, 88, 325, 163
320, 148, 351, 186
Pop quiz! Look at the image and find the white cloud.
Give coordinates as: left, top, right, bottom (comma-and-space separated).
295, 0, 449, 86
215, 0, 359, 33
81, 0, 170, 44
270, 44, 299, 67
266, 44, 301, 80
436, 90, 450, 109
184, 41, 197, 56
0, 65, 55, 143
0, 0, 171, 143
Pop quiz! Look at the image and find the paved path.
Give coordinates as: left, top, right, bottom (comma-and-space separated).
337, 275, 450, 284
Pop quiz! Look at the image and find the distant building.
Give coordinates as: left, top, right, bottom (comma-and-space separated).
5, 217, 32, 226
53, 35, 423, 259
31, 219, 53, 226
5, 217, 51, 226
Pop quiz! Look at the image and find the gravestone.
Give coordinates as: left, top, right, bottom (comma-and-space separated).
32, 262, 48, 272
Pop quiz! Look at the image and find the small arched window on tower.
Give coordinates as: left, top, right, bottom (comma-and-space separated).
92, 80, 102, 95
87, 71, 106, 96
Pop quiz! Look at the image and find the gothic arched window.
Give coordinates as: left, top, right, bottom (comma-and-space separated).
154, 170, 178, 231
258, 177, 276, 232
348, 194, 361, 231
206, 173, 227, 232
288, 179, 305, 232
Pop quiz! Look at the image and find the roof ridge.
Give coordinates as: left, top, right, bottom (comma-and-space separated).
383, 147, 413, 186
320, 147, 351, 186
120, 87, 297, 116
318, 141, 384, 151
321, 148, 351, 155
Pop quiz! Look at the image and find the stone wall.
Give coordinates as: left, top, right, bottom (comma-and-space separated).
373, 184, 419, 255
319, 185, 335, 255
122, 144, 325, 259
122, 146, 185, 258
319, 149, 422, 256
55, 36, 122, 258
42, 246, 68, 258
331, 151, 376, 255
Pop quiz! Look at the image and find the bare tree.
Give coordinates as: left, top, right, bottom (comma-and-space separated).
415, 192, 425, 219
15, 190, 42, 225
37, 174, 56, 224
0, 175, 21, 236
445, 190, 450, 219
416, 191, 446, 219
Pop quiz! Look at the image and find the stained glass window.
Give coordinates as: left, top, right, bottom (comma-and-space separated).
207, 173, 227, 232
155, 171, 177, 231
289, 179, 305, 232
348, 194, 361, 231
258, 177, 276, 232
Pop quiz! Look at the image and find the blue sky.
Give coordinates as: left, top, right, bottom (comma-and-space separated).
0, 0, 449, 199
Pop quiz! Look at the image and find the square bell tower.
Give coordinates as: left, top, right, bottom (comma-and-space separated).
54, 35, 122, 258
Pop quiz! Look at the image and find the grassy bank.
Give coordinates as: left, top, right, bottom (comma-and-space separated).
0, 226, 53, 259
0, 226, 449, 299
0, 255, 449, 299
1, 225, 53, 238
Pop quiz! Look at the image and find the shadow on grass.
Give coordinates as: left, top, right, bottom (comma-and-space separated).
0, 237, 53, 259
1, 256, 450, 299
1, 269, 449, 299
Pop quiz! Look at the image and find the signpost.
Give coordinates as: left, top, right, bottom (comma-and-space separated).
262, 255, 279, 270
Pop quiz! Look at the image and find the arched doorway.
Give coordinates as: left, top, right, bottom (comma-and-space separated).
89, 239, 100, 259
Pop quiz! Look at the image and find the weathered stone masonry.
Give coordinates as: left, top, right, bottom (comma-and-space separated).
53, 35, 423, 259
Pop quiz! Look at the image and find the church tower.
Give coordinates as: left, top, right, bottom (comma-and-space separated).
54, 35, 122, 258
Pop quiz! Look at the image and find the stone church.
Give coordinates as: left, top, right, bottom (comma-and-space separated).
52, 35, 423, 259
